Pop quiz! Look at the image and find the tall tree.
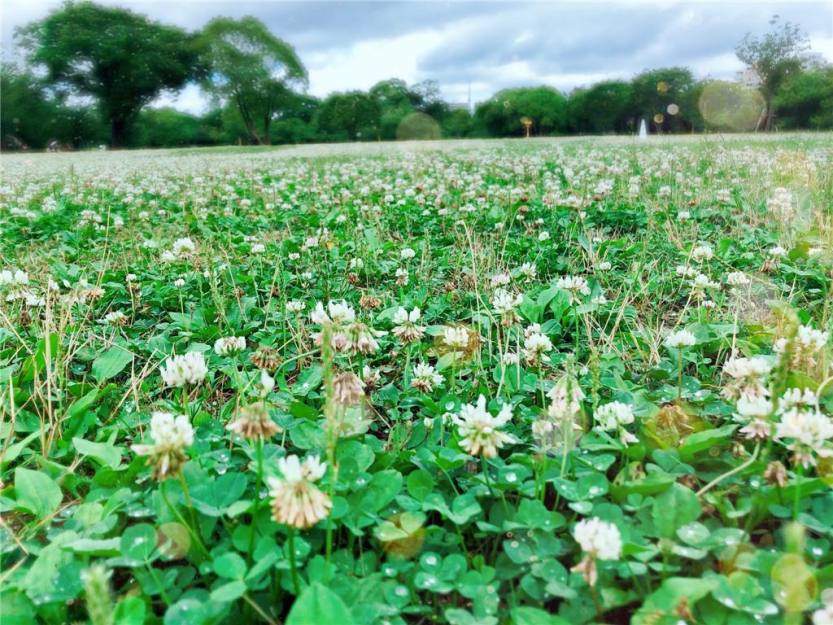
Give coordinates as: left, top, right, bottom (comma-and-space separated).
568, 81, 634, 133
773, 66, 833, 129
315, 92, 381, 141
18, 1, 203, 147
475, 86, 568, 136
736, 16, 811, 130
630, 67, 698, 133
200, 16, 306, 145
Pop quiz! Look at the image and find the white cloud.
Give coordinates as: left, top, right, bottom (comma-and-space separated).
305, 28, 445, 96
2, 0, 831, 113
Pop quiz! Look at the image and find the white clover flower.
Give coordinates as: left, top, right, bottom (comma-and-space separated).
411, 362, 443, 393
691, 244, 714, 262
691, 273, 719, 292
736, 393, 773, 418
596, 261, 612, 271
767, 187, 794, 219
214, 336, 246, 356
726, 271, 750, 287
132, 412, 194, 479
522, 326, 553, 365
573, 517, 622, 561
395, 267, 409, 285
734, 388, 774, 440
768, 245, 787, 258
311, 300, 382, 355
796, 325, 829, 352
171, 237, 196, 256
392, 307, 425, 343
490, 272, 511, 288
812, 589, 833, 625
260, 369, 275, 394
595, 401, 637, 445
775, 388, 833, 467
556, 275, 590, 303
285, 300, 305, 313
268, 455, 332, 529
492, 288, 523, 325
443, 326, 470, 350
517, 262, 536, 281
453, 395, 515, 458
311, 300, 356, 325
492, 289, 522, 315
538, 231, 550, 242
100, 310, 128, 326
0, 269, 29, 287
400, 247, 416, 260
161, 351, 208, 387
723, 356, 772, 381
502, 351, 520, 365
664, 329, 696, 349
775, 324, 830, 369
722, 355, 772, 400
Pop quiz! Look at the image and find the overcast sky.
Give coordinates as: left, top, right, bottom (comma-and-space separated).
2, 0, 832, 113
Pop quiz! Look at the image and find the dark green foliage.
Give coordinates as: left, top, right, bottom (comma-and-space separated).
774, 67, 833, 129
1, 67, 107, 149
475, 86, 569, 136
199, 16, 307, 145
735, 16, 812, 130
567, 81, 634, 134
18, 1, 203, 146
315, 91, 383, 141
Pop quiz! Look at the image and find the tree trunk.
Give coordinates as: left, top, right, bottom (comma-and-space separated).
110, 117, 128, 148
262, 113, 271, 145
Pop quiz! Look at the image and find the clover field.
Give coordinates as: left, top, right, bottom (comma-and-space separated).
1, 135, 833, 625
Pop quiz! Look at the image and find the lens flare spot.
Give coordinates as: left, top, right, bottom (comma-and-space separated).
157, 522, 191, 560
375, 511, 426, 559
396, 112, 441, 141
698, 81, 765, 131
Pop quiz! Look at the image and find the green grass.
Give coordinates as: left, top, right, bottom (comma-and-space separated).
0, 135, 832, 625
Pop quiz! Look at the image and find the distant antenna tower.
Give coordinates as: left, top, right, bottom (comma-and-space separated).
467, 82, 472, 114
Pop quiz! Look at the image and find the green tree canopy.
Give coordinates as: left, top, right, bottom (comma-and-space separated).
315, 91, 382, 141
18, 1, 203, 146
568, 81, 634, 134
475, 86, 568, 136
630, 67, 698, 132
736, 16, 811, 130
773, 66, 833, 129
200, 16, 307, 145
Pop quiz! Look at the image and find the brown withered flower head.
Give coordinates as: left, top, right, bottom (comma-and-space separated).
227, 401, 281, 440
333, 372, 365, 407
250, 346, 281, 371
360, 293, 382, 309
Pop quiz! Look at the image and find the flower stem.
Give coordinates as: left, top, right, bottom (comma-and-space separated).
677, 350, 683, 400
481, 455, 495, 497
287, 528, 301, 595
247, 438, 264, 564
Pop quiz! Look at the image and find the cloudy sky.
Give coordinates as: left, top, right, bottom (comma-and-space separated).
2, 0, 831, 112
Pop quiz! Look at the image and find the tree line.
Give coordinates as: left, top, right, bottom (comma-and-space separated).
2, 3, 832, 150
